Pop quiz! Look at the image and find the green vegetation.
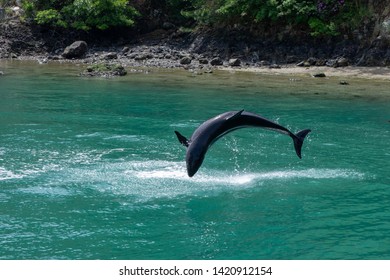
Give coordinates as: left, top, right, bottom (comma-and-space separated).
181, 0, 370, 36
84, 63, 127, 76
18, 0, 372, 36
22, 0, 139, 31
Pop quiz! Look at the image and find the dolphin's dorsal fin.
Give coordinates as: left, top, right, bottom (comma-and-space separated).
227, 109, 244, 121
175, 131, 190, 147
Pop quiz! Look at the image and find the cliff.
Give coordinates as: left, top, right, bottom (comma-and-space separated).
1, 1, 390, 67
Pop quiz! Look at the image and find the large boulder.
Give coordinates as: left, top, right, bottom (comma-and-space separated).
229, 58, 241, 67
62, 41, 88, 59
210, 57, 223, 66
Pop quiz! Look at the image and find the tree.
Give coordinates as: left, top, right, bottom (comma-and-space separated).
23, 0, 139, 31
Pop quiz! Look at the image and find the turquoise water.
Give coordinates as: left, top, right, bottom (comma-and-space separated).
0, 61, 389, 259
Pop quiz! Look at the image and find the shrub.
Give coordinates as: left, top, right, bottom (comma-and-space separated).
22, 0, 139, 31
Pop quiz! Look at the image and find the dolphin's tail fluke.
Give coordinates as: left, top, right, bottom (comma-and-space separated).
292, 129, 311, 159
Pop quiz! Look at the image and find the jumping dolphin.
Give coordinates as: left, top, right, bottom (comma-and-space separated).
175, 110, 311, 177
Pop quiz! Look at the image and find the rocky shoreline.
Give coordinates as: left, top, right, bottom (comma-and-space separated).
2, 19, 390, 79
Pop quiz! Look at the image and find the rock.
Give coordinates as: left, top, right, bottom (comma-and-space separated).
199, 58, 209, 64
315, 59, 327, 66
37, 57, 48, 64
0, 8, 5, 20
0, 71, 4, 76
229, 58, 241, 67
336, 57, 349, 67
62, 41, 88, 59
103, 52, 118, 60
122, 47, 130, 54
210, 57, 223, 66
259, 60, 271, 66
162, 22, 176, 30
11, 6, 23, 17
180, 56, 192, 65
307, 57, 317, 66
325, 59, 337, 67
134, 53, 148, 61
312, 72, 326, 78
48, 55, 61, 60
81, 63, 127, 77
269, 64, 281, 69
339, 80, 349, 85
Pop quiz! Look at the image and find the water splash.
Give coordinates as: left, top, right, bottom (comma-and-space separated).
0, 167, 25, 181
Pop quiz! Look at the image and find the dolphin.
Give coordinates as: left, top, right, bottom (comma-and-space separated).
175, 110, 311, 177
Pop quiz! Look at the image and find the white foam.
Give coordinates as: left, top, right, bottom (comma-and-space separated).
2, 155, 365, 202
0, 167, 24, 181
129, 162, 364, 184
102, 161, 366, 202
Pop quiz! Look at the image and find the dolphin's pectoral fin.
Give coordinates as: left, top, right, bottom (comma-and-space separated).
174, 131, 190, 147
226, 109, 244, 121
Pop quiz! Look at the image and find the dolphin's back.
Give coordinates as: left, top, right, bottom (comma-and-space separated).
191, 110, 292, 148
237, 111, 292, 136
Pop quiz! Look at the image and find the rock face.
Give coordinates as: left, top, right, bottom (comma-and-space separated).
62, 41, 88, 59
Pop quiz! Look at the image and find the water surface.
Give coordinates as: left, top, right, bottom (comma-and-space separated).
0, 60, 389, 259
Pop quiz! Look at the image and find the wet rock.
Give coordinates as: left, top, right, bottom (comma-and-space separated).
312, 72, 326, 78
81, 63, 127, 77
62, 41, 88, 59
229, 58, 241, 67
0, 71, 4, 76
210, 57, 223, 66
339, 80, 349, 85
